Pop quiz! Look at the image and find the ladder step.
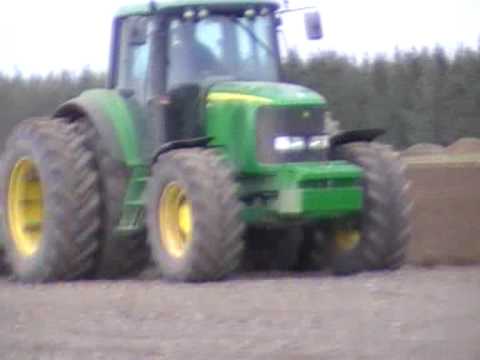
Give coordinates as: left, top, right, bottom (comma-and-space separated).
132, 177, 149, 183
113, 227, 146, 238
125, 200, 144, 207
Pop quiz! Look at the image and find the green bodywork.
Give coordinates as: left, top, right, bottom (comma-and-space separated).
207, 81, 327, 172
53, 1, 363, 235
240, 166, 362, 223
55, 90, 150, 232
57, 90, 143, 164
116, 0, 279, 18
56, 80, 362, 233
206, 82, 363, 224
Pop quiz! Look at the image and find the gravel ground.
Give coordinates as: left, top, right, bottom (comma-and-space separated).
0, 266, 479, 360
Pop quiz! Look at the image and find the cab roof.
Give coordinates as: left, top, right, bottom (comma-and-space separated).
116, 0, 280, 18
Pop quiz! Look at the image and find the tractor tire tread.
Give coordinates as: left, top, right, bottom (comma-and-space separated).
72, 118, 149, 279
0, 117, 101, 282
147, 148, 244, 282
332, 142, 412, 275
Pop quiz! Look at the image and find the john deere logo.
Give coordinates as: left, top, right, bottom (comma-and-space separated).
302, 111, 311, 119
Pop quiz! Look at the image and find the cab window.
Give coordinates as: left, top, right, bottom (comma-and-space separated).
118, 16, 151, 103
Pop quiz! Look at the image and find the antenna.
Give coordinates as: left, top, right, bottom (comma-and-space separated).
149, 0, 157, 13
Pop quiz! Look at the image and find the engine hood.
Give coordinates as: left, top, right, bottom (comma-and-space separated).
207, 81, 327, 108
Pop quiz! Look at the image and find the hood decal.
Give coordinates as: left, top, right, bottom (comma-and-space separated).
207, 92, 273, 105
208, 81, 326, 107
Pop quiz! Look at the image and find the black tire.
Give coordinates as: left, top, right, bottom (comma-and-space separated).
331, 142, 412, 275
147, 148, 244, 282
244, 227, 303, 271
0, 118, 101, 282
295, 227, 329, 271
72, 118, 149, 279
0, 247, 7, 274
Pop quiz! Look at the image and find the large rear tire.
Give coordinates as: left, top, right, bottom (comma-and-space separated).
147, 149, 244, 282
0, 118, 101, 282
331, 142, 412, 275
72, 118, 149, 279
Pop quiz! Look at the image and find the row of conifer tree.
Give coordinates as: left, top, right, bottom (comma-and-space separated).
1, 46, 479, 149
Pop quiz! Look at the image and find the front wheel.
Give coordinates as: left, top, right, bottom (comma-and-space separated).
331, 142, 412, 275
146, 149, 245, 282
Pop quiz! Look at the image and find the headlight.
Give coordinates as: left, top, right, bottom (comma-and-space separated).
274, 136, 306, 152
308, 135, 330, 150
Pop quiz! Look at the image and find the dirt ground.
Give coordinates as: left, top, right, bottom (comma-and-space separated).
1, 266, 479, 360
1, 143, 480, 359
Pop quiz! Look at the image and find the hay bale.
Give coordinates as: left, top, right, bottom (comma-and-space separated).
402, 143, 444, 157
447, 138, 480, 155
406, 163, 480, 266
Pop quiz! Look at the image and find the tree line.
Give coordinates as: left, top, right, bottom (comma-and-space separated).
0, 70, 105, 148
284, 46, 480, 149
1, 46, 479, 149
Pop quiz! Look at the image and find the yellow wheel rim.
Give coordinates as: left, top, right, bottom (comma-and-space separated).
335, 229, 361, 252
159, 182, 193, 259
7, 158, 44, 257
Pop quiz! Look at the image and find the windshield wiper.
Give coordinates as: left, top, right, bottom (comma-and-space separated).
229, 18, 276, 58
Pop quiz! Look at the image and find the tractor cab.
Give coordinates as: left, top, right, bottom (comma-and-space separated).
109, 1, 322, 148
111, 5, 281, 90
165, 9, 280, 88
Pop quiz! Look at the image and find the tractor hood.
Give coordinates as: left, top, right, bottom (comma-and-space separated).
206, 81, 327, 108
205, 81, 330, 174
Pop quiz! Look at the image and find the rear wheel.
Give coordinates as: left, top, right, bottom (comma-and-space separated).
72, 118, 148, 279
331, 142, 412, 275
147, 149, 244, 282
0, 118, 101, 282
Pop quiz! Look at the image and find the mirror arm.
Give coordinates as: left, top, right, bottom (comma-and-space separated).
276, 6, 316, 15
149, 1, 157, 13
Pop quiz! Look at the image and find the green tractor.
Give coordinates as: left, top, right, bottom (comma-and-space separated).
0, 0, 411, 283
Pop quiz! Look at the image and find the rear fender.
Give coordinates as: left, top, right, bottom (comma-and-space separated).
54, 89, 143, 167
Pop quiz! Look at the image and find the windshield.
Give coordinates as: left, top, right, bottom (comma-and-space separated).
167, 14, 279, 90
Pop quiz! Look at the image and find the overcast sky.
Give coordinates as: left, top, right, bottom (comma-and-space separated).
0, 0, 478, 75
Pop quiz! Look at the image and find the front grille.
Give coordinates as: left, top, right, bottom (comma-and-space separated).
300, 178, 362, 188
256, 106, 326, 164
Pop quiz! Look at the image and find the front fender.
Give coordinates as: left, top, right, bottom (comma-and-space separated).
54, 89, 143, 167
330, 129, 386, 149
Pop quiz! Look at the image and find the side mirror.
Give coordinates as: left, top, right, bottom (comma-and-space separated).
304, 12, 323, 40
